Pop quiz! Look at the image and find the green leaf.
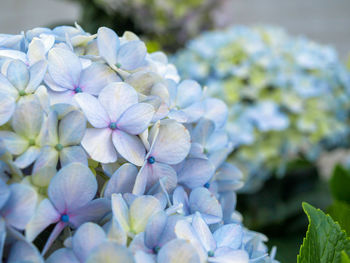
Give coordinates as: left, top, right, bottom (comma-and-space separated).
342, 251, 350, 263
330, 165, 350, 204
328, 201, 350, 236
297, 202, 350, 263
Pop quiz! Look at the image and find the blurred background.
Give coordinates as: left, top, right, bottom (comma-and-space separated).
2, 1, 349, 262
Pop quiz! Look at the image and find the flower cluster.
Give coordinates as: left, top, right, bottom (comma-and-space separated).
69, 0, 222, 51
173, 25, 350, 191
0, 25, 277, 262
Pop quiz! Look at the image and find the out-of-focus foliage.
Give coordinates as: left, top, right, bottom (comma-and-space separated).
68, 0, 223, 52
173, 25, 350, 191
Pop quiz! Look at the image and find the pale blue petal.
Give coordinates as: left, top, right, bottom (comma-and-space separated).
132, 161, 149, 195
46, 248, 79, 263
26, 60, 47, 93
145, 162, 177, 193
79, 63, 120, 95
182, 102, 204, 123
203, 98, 228, 129
82, 128, 117, 163
59, 110, 86, 146
104, 163, 138, 198
26, 198, 60, 242
172, 186, 190, 215
213, 224, 243, 249
0, 179, 10, 210
60, 146, 87, 167
2, 184, 37, 229
176, 80, 202, 108
41, 221, 66, 256
157, 239, 200, 263
212, 248, 249, 263
177, 158, 214, 189
7, 240, 44, 263
112, 130, 146, 166
192, 212, 216, 252
189, 187, 222, 224
98, 82, 138, 122
47, 89, 75, 105
46, 110, 59, 146
0, 131, 28, 155
7, 60, 29, 91
48, 47, 82, 90
14, 146, 40, 169
69, 198, 110, 227
150, 121, 191, 165
144, 211, 167, 249
192, 118, 215, 146
0, 72, 18, 98
32, 147, 59, 187
0, 93, 15, 125
48, 162, 97, 213
135, 250, 155, 263
111, 193, 130, 233
74, 93, 110, 128
72, 222, 106, 262
117, 41, 146, 71
117, 103, 154, 135
86, 241, 135, 263
97, 27, 119, 66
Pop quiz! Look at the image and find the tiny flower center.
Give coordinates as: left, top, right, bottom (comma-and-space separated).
61, 214, 69, 223
208, 250, 215, 257
28, 139, 36, 146
147, 156, 155, 164
109, 122, 117, 130
152, 246, 160, 254
204, 182, 210, 189
18, 90, 26, 96
74, 87, 82, 93
55, 144, 64, 151
116, 62, 122, 68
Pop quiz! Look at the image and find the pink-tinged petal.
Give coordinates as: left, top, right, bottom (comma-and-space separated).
48, 163, 97, 213
26, 60, 47, 93
79, 63, 120, 95
112, 130, 145, 166
111, 193, 130, 233
2, 184, 37, 230
0, 93, 16, 125
7, 240, 44, 263
177, 158, 214, 189
0, 131, 28, 155
97, 27, 119, 66
14, 146, 40, 169
132, 162, 150, 195
146, 162, 177, 194
157, 238, 201, 263
117, 40, 147, 71
69, 198, 110, 228
86, 241, 135, 263
7, 59, 30, 91
192, 212, 216, 252
60, 146, 88, 167
117, 103, 154, 135
47, 89, 75, 105
213, 224, 243, 250
72, 223, 106, 262
150, 121, 191, 165
46, 248, 79, 263
81, 128, 117, 163
47, 47, 81, 90
104, 163, 138, 198
176, 80, 202, 108
189, 188, 222, 224
98, 82, 138, 122
59, 110, 86, 146
26, 199, 60, 242
41, 221, 66, 256
211, 248, 249, 263
74, 93, 109, 128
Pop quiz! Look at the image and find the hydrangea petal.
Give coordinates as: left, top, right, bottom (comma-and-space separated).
14, 146, 40, 169
60, 146, 87, 167
213, 224, 243, 250
144, 211, 167, 249
32, 147, 59, 187
46, 248, 79, 263
111, 194, 130, 233
0, 180, 10, 210
176, 80, 202, 108
0, 73, 17, 98
97, 27, 119, 66
146, 162, 177, 193
48, 163, 97, 213
117, 41, 146, 71
7, 60, 29, 91
112, 130, 145, 166
82, 128, 117, 163
117, 103, 154, 135
7, 240, 44, 263
86, 241, 135, 263
59, 110, 86, 146
212, 248, 249, 263
26, 60, 48, 93
0, 131, 28, 155
157, 239, 200, 263
192, 212, 216, 252
203, 98, 228, 129
0, 93, 16, 125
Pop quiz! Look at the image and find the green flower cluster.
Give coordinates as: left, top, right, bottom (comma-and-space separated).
173, 26, 350, 191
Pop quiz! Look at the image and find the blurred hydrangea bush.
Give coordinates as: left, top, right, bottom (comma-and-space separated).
173, 25, 350, 191
67, 0, 223, 51
0, 25, 277, 262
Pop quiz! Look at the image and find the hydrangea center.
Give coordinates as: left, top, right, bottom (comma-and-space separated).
28, 139, 36, 146
116, 62, 122, 68
74, 87, 82, 93
152, 246, 160, 254
147, 156, 155, 164
18, 90, 26, 96
109, 122, 118, 130
55, 143, 63, 151
204, 182, 210, 189
208, 250, 215, 257
61, 214, 69, 223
